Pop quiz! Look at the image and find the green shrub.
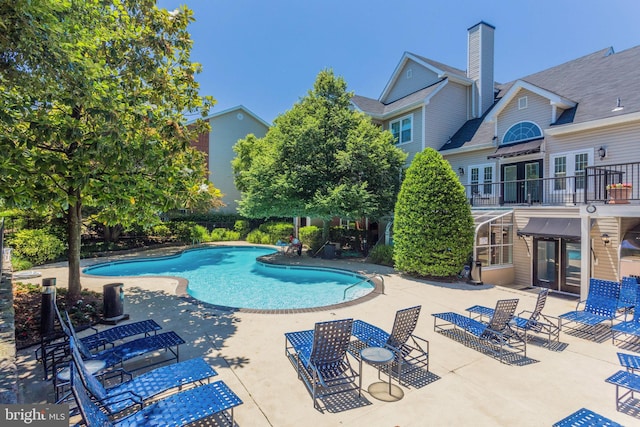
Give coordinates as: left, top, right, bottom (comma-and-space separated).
210, 228, 241, 241
169, 221, 209, 244
368, 244, 394, 266
258, 221, 294, 242
246, 229, 270, 244
299, 225, 322, 253
11, 256, 33, 271
150, 224, 172, 238
191, 225, 210, 243
233, 220, 251, 238
9, 228, 66, 266
393, 148, 474, 277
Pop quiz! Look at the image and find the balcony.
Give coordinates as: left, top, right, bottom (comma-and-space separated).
464, 161, 640, 207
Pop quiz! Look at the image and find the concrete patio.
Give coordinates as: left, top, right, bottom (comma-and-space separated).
13, 243, 635, 426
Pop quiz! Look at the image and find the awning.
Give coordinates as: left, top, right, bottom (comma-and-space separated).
488, 139, 543, 159
517, 217, 581, 239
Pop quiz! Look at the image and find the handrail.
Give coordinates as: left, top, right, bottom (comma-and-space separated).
343, 274, 384, 300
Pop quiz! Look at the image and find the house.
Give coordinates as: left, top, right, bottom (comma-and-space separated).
191, 105, 270, 212
352, 21, 640, 297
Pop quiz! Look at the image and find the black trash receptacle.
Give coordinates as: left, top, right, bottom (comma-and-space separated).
469, 261, 483, 286
322, 244, 336, 259
40, 278, 57, 339
103, 283, 129, 324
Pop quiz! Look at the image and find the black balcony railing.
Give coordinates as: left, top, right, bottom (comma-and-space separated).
463, 161, 640, 207
584, 162, 640, 204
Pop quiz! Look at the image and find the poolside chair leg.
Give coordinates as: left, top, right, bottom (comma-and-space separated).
358, 358, 362, 397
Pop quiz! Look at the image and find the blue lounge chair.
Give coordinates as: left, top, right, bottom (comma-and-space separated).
617, 352, 640, 373
605, 368, 640, 415
612, 279, 640, 346
70, 364, 242, 426
348, 306, 429, 386
63, 311, 184, 368
617, 276, 639, 315
553, 408, 622, 427
285, 318, 359, 410
38, 303, 162, 380
55, 302, 162, 350
559, 278, 620, 341
54, 312, 185, 400
433, 298, 525, 363
467, 289, 560, 348
69, 337, 217, 415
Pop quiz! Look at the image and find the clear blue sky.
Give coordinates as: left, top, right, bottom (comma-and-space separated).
157, 0, 640, 124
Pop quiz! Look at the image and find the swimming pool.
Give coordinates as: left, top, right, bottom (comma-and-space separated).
83, 246, 375, 310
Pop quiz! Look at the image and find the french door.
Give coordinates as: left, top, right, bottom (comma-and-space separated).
501, 160, 543, 204
533, 237, 580, 295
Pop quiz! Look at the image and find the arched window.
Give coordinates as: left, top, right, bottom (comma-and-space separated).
502, 121, 542, 144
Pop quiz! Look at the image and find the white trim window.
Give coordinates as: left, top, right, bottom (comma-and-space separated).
502, 121, 542, 144
518, 96, 528, 110
550, 150, 592, 192
389, 115, 412, 145
470, 163, 494, 195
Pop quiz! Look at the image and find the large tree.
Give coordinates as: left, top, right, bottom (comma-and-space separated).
0, 0, 218, 299
232, 69, 407, 237
393, 148, 474, 277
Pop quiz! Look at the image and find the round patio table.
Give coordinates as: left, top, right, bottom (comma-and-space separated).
359, 346, 404, 402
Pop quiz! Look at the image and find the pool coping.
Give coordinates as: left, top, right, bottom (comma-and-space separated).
84, 243, 385, 315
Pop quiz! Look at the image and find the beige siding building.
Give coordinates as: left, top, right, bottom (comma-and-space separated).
191, 106, 269, 213
353, 21, 640, 298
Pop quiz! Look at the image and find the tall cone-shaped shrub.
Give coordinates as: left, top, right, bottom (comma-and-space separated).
393, 148, 474, 277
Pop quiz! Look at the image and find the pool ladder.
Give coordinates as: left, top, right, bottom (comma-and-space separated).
343, 274, 385, 300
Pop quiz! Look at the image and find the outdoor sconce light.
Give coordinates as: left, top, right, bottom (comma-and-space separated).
458, 167, 465, 175
598, 146, 607, 160
601, 233, 610, 246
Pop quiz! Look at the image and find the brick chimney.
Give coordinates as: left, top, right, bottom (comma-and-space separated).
467, 21, 495, 118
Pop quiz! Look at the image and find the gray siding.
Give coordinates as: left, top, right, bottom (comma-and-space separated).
497, 89, 551, 142
384, 108, 423, 163
443, 148, 497, 185
425, 82, 469, 151
468, 26, 480, 82
546, 121, 640, 165
383, 59, 440, 104
591, 216, 619, 281
467, 23, 494, 116
209, 110, 268, 212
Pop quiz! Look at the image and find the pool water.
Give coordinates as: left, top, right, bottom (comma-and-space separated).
83, 246, 374, 310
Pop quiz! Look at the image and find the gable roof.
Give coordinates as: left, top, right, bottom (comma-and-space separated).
440, 107, 495, 151
188, 105, 271, 128
443, 45, 640, 151
352, 79, 449, 119
486, 80, 576, 123
411, 53, 467, 80
498, 46, 640, 125
376, 51, 472, 104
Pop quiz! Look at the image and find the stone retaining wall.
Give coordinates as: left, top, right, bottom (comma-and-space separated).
0, 273, 17, 403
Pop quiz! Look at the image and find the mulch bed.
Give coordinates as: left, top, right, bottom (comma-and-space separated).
13, 282, 103, 350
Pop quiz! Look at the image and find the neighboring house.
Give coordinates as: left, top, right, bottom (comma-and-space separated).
191, 105, 270, 213
352, 21, 640, 297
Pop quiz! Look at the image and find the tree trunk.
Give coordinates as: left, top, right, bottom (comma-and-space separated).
322, 219, 330, 243
67, 197, 83, 302
103, 224, 123, 243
